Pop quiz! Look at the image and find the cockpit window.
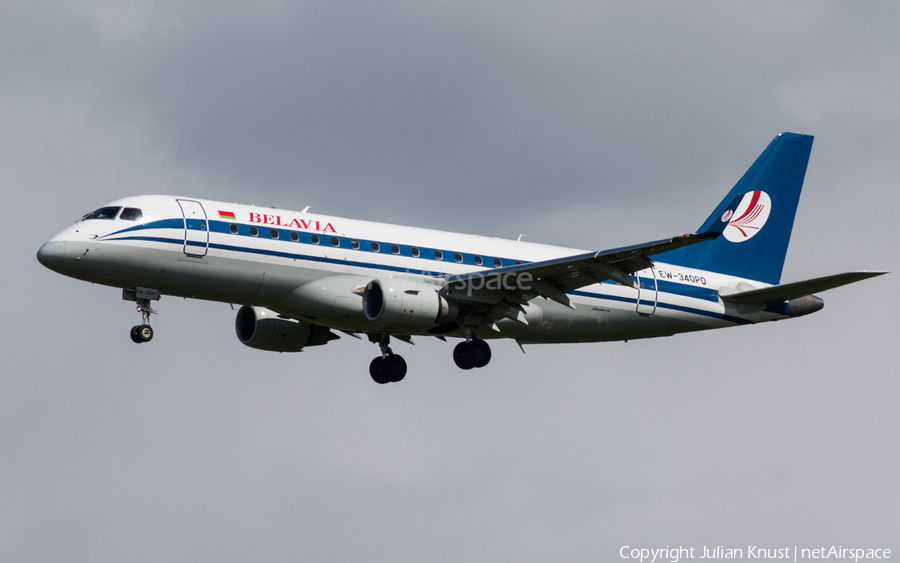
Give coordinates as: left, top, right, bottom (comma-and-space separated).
119, 207, 143, 221
82, 207, 121, 221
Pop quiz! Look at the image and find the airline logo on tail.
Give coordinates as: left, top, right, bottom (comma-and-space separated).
724, 190, 771, 243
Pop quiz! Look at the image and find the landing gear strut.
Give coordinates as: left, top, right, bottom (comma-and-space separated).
453, 338, 491, 370
368, 334, 407, 384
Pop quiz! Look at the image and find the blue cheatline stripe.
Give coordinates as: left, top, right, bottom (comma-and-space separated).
654, 301, 750, 325
109, 235, 454, 277
602, 279, 720, 304
101, 218, 529, 269
570, 289, 749, 325
101, 218, 184, 236
656, 279, 719, 302
107, 225, 750, 325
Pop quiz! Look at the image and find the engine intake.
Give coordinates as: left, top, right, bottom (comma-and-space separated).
235, 306, 335, 352
363, 278, 457, 330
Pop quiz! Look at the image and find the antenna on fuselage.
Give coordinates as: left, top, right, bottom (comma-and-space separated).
301, 206, 311, 213
517, 234, 526, 242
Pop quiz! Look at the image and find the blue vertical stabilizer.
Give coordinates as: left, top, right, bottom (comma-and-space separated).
655, 133, 814, 285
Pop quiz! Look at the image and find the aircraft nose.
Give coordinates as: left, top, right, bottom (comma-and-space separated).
36, 240, 68, 268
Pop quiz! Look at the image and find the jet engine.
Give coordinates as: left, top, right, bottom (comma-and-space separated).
363, 278, 457, 330
235, 305, 336, 352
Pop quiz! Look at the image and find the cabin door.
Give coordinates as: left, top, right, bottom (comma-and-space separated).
177, 199, 209, 257
635, 268, 658, 316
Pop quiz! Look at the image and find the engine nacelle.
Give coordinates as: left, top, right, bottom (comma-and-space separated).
363, 278, 457, 330
235, 305, 335, 352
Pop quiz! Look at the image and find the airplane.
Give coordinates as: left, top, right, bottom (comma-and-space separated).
37, 132, 886, 384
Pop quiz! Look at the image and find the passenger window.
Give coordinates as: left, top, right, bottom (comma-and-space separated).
494, 258, 502, 267
411, 247, 420, 257
270, 229, 279, 239
474, 256, 483, 266
454, 253, 463, 263
371, 242, 380, 252
82, 206, 121, 221
435, 250, 443, 260
331, 237, 340, 247
311, 234, 319, 244
119, 207, 143, 221
351, 239, 360, 250
229, 224, 239, 234
291, 231, 299, 242
515, 260, 522, 265
391, 245, 400, 255
250, 226, 259, 237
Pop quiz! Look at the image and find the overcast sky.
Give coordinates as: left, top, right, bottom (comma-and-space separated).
2, 2, 897, 562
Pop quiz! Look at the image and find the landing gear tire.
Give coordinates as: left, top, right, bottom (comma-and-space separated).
131, 325, 153, 343
138, 325, 154, 342
370, 357, 389, 384
454, 339, 491, 370
453, 342, 475, 370
370, 355, 407, 384
383, 355, 407, 383
469, 339, 491, 368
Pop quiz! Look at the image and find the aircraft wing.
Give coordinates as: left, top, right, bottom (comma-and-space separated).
720, 271, 888, 304
442, 194, 743, 324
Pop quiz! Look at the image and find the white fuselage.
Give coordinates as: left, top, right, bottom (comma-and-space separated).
38, 195, 784, 343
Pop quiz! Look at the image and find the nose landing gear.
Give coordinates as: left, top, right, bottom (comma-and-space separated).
123, 287, 160, 344
130, 299, 157, 343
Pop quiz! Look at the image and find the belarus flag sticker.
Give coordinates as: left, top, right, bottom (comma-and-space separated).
219, 210, 237, 220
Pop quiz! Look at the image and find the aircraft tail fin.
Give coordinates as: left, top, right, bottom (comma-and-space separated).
655, 133, 814, 285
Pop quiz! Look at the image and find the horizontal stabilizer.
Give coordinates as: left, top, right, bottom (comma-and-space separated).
721, 271, 887, 305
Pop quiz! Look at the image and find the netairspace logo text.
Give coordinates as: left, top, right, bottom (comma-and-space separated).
619, 546, 891, 563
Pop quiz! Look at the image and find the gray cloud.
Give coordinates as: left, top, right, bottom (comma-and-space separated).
1, 1, 897, 562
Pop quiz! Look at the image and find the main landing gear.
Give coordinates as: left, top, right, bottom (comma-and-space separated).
453, 338, 492, 370
129, 298, 157, 344
366, 333, 492, 383
369, 334, 407, 384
